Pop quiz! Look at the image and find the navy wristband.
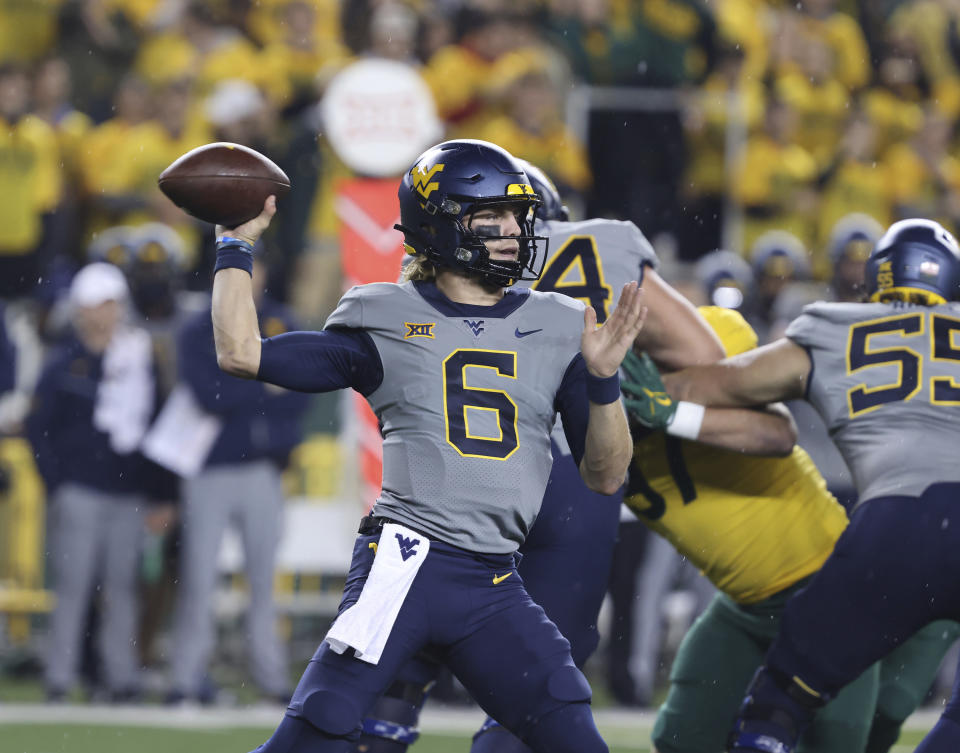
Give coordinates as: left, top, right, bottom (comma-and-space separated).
214, 237, 255, 276
586, 371, 621, 404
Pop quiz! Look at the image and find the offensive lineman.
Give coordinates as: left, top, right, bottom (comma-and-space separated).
211, 140, 644, 753
627, 219, 960, 753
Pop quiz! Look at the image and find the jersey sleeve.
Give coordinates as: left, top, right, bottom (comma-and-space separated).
257, 328, 383, 395
324, 286, 365, 330
554, 353, 588, 466
626, 221, 659, 272
784, 303, 830, 352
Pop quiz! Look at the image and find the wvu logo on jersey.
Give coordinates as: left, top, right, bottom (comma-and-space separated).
463, 319, 484, 336
405, 322, 435, 339
413, 163, 444, 199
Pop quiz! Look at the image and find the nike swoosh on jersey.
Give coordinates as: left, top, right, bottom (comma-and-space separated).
492, 572, 513, 585
514, 328, 543, 338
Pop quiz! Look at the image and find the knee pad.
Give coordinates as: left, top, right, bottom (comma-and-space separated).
525, 703, 607, 753
256, 714, 354, 753
547, 665, 592, 705
298, 689, 362, 739
727, 667, 827, 753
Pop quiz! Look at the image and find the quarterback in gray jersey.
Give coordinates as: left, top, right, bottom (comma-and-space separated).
629, 219, 960, 753
209, 140, 646, 753
365, 162, 728, 753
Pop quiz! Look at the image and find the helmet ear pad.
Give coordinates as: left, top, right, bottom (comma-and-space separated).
865, 219, 960, 303
395, 140, 549, 287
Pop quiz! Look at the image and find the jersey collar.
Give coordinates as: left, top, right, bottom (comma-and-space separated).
413, 280, 530, 318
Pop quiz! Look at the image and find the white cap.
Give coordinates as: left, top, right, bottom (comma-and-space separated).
69, 262, 129, 308
205, 79, 265, 127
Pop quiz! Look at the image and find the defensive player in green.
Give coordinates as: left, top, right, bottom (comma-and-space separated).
623, 304, 875, 753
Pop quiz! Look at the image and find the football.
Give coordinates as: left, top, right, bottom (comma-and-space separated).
158, 142, 290, 228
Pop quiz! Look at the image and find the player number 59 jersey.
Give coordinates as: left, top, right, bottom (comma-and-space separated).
785, 300, 960, 503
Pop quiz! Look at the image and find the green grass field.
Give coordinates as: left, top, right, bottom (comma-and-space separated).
0, 720, 933, 753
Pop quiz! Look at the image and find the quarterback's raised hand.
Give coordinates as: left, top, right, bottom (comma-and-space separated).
581, 281, 647, 378
215, 195, 277, 245
620, 350, 677, 430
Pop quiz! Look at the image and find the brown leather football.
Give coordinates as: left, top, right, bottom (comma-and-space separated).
158, 142, 290, 227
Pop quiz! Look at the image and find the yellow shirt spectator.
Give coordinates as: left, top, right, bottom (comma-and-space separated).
775, 70, 849, 168
422, 44, 498, 124
135, 31, 268, 95
712, 0, 771, 81
684, 68, 765, 197
862, 87, 923, 157
778, 6, 870, 91
247, 0, 343, 49
0, 0, 63, 63
469, 114, 591, 193
734, 128, 818, 252
884, 141, 960, 232
0, 114, 62, 253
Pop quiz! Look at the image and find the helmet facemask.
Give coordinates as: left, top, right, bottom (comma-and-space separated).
405, 194, 549, 288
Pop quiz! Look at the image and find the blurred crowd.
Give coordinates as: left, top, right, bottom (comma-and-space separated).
1, 0, 960, 706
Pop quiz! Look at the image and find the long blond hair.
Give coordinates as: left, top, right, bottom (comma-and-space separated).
400, 253, 437, 282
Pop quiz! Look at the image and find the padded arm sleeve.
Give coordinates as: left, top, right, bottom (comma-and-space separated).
257, 328, 384, 395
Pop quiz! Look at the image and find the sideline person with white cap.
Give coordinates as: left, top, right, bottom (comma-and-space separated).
27, 262, 175, 702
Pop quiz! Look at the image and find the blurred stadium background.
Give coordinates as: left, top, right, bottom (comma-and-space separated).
0, 0, 958, 749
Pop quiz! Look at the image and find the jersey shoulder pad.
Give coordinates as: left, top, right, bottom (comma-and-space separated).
582, 218, 659, 270
323, 282, 401, 330
696, 306, 758, 356
784, 301, 861, 349
527, 288, 587, 314
541, 218, 659, 270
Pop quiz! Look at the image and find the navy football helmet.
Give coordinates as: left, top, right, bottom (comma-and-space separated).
865, 218, 960, 304
395, 140, 547, 287
518, 160, 569, 222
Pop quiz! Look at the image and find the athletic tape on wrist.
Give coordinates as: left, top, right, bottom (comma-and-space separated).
214, 236, 255, 276
666, 401, 705, 440
586, 372, 621, 404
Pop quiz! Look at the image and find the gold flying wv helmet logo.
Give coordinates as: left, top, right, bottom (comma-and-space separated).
413, 163, 444, 199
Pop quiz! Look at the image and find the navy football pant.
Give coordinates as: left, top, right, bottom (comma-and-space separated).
252, 531, 608, 753
732, 483, 960, 752
356, 447, 623, 753
915, 652, 960, 752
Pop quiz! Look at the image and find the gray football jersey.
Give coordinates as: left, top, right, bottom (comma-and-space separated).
786, 301, 960, 503
518, 218, 655, 454
325, 281, 586, 553
518, 218, 657, 323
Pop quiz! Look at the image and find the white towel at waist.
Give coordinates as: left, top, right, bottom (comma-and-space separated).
325, 522, 430, 664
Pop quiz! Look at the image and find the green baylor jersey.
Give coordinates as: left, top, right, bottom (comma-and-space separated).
325, 281, 586, 553
785, 300, 960, 504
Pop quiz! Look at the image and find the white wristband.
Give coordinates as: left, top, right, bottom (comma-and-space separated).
666, 401, 705, 440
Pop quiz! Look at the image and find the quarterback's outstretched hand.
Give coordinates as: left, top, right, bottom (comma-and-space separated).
621, 350, 677, 430
581, 281, 647, 378
215, 195, 277, 246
